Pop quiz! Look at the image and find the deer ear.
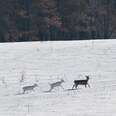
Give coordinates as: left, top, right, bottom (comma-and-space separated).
85, 75, 88, 78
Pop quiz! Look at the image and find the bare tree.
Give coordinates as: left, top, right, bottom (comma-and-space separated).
19, 71, 26, 84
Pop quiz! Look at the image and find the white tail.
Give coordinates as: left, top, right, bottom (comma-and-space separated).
22, 83, 38, 94
48, 79, 65, 92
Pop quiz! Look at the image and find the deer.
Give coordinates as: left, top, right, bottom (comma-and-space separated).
48, 79, 65, 92
22, 83, 38, 94
72, 75, 90, 89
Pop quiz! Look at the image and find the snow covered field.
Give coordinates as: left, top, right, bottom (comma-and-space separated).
0, 40, 116, 116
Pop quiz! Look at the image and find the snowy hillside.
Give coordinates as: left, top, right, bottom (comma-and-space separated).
0, 40, 116, 116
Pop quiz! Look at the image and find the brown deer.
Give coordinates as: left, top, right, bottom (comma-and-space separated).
22, 83, 38, 94
48, 79, 65, 92
72, 76, 90, 89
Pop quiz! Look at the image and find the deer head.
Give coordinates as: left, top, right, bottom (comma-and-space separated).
61, 79, 65, 83
34, 83, 38, 87
85, 75, 89, 80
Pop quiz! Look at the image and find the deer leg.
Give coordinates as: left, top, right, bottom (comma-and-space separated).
85, 84, 87, 88
72, 84, 75, 89
87, 83, 90, 88
75, 84, 78, 89
23, 90, 25, 94
48, 88, 52, 92
48, 86, 53, 92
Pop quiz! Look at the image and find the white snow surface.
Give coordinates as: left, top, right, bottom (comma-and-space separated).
0, 40, 116, 116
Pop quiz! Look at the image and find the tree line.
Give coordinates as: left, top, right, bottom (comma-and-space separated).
0, 0, 116, 42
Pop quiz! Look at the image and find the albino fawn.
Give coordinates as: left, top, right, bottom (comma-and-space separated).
72, 76, 90, 89
48, 79, 65, 92
22, 83, 38, 94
